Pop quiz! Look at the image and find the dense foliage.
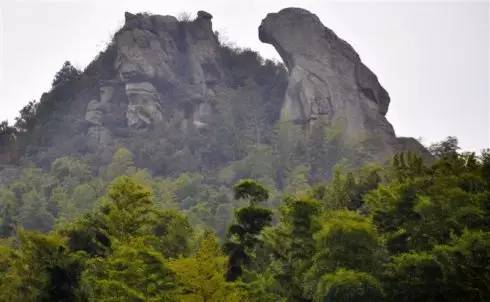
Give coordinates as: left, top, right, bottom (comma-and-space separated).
0, 138, 488, 301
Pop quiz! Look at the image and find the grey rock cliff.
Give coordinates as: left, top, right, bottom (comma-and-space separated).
110, 11, 222, 129
70, 10, 228, 160
259, 8, 427, 161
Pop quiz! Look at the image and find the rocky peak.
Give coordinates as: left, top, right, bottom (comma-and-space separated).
197, 10, 213, 20
97, 11, 222, 130
259, 8, 427, 161
259, 8, 326, 70
71, 10, 228, 155
259, 8, 389, 120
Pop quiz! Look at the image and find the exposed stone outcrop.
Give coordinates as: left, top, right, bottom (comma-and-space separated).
259, 8, 427, 160
85, 99, 104, 126
84, 80, 120, 149
99, 84, 115, 104
113, 11, 222, 129
75, 9, 231, 161
125, 82, 163, 128
85, 98, 112, 148
3, 8, 429, 175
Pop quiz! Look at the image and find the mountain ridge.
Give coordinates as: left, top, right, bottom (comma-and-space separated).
0, 8, 429, 183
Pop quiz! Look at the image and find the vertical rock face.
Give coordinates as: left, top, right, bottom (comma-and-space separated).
125, 82, 163, 128
259, 8, 426, 161
112, 11, 222, 129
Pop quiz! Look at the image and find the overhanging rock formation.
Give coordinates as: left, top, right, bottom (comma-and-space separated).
259, 8, 428, 162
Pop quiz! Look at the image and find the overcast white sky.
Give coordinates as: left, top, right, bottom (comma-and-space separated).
0, 0, 488, 152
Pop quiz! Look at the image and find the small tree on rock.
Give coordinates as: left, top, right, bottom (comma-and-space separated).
52, 61, 81, 88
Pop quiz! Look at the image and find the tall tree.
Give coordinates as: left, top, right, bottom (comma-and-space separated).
263, 195, 321, 300
14, 101, 37, 133
224, 179, 273, 281
0, 121, 16, 155
52, 61, 81, 88
82, 238, 176, 302
169, 231, 249, 302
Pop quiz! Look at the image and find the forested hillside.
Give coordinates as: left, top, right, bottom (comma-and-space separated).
0, 7, 487, 302
0, 138, 488, 301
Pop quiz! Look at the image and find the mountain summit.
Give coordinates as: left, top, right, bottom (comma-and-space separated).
259, 8, 427, 162
1, 8, 427, 181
